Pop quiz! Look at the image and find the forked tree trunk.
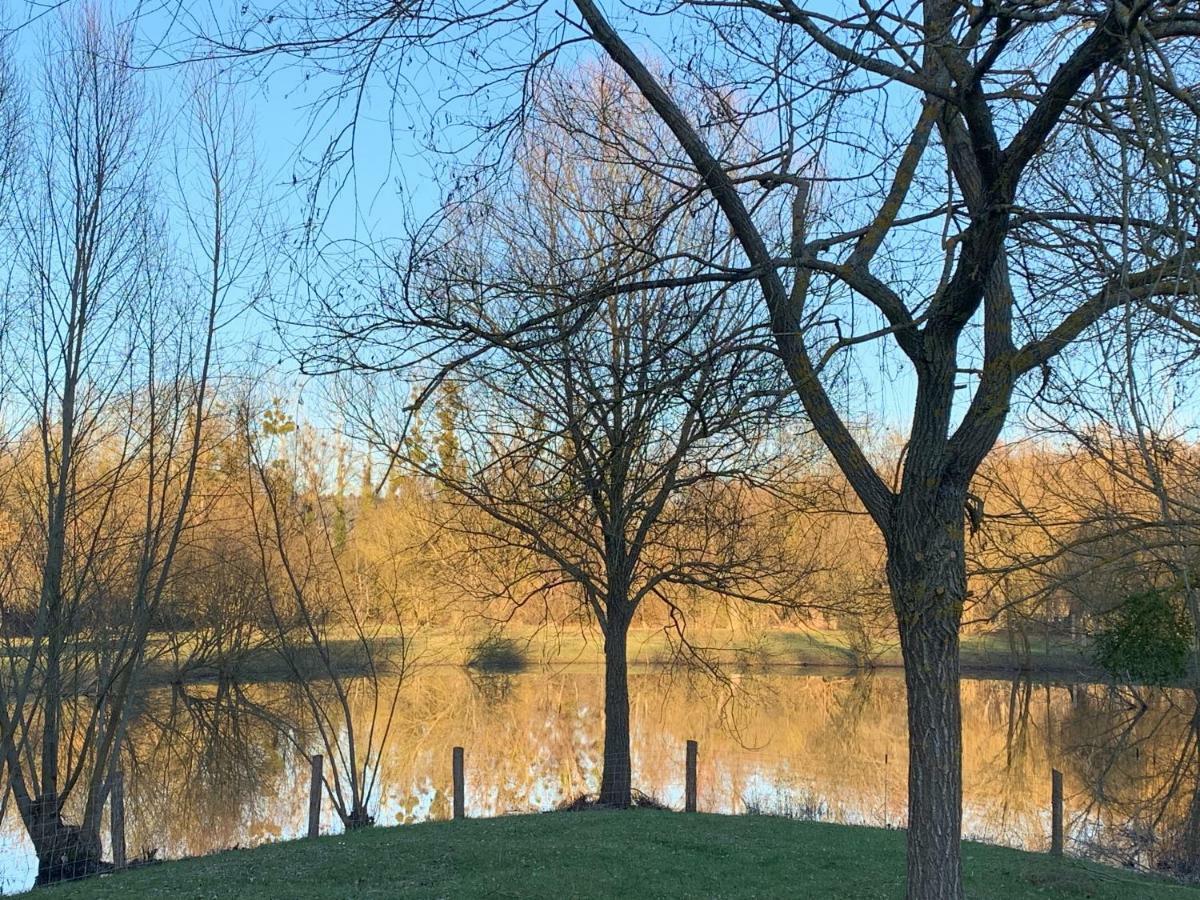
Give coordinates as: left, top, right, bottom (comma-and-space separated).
29, 799, 102, 885
888, 494, 967, 900
344, 797, 374, 829
598, 623, 632, 807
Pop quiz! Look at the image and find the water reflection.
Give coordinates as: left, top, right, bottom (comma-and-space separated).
1059, 684, 1200, 874
0, 668, 1196, 892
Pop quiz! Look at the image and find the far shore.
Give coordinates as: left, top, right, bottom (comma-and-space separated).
94, 624, 1128, 689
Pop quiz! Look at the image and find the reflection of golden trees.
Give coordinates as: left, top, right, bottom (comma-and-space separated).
0, 670, 1191, 885
120, 682, 296, 858
1056, 684, 1200, 873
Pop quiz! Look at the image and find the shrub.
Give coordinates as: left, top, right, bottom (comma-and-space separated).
1093, 589, 1193, 685
465, 635, 527, 673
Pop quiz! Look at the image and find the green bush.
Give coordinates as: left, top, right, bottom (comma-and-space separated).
464, 635, 527, 673
1093, 589, 1194, 685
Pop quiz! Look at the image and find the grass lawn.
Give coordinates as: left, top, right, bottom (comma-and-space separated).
439, 624, 1098, 679
34, 810, 1198, 899
17, 624, 1096, 689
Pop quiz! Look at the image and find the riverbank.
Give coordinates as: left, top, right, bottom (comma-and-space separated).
32, 810, 1197, 898
446, 625, 1102, 681
168, 624, 1104, 685
0, 624, 1104, 702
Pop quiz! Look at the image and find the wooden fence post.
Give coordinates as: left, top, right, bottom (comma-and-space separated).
308, 754, 323, 839
685, 740, 698, 813
109, 770, 126, 870
453, 746, 465, 820
1050, 768, 1063, 856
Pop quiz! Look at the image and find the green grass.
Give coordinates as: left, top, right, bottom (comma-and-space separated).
33, 810, 1198, 899
0, 625, 1102, 694
418, 625, 1099, 680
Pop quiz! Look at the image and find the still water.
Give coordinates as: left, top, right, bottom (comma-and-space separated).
1, 666, 1195, 892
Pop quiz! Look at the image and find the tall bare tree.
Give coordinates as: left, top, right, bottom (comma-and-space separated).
0, 13, 253, 881
560, 7, 1200, 892
323, 70, 818, 807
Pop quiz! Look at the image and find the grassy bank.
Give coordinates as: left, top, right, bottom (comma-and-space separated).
34, 810, 1197, 899
84, 623, 1097, 688
430, 625, 1099, 680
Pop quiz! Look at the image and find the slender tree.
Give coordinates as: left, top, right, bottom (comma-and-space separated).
246, 402, 412, 830
0, 14, 253, 881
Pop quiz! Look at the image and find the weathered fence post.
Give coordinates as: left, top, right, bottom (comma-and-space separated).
453, 746, 465, 820
308, 754, 323, 839
109, 770, 126, 870
1050, 768, 1063, 856
685, 740, 698, 813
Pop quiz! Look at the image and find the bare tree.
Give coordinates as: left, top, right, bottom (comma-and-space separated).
0, 13, 250, 882
324, 71, 819, 808
552, 9, 1200, 892
246, 402, 412, 831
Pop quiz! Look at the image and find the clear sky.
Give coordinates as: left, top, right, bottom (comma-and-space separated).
7, 1, 1191, 448
7, 1, 437, 418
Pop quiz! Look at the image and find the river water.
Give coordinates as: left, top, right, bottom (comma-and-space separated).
1, 666, 1195, 892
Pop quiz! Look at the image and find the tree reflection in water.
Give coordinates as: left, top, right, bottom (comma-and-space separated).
1060, 683, 1200, 877
1, 669, 1198, 892
123, 680, 305, 858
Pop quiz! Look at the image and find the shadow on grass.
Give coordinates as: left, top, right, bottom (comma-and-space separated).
556, 790, 672, 812
145, 637, 405, 686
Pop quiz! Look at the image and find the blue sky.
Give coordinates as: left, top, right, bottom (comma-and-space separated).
7, 1, 435, 415
9, 1, 1190, 450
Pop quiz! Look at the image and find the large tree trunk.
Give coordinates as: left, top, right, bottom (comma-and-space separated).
30, 800, 102, 885
888, 495, 967, 900
598, 623, 632, 807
